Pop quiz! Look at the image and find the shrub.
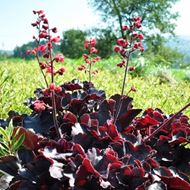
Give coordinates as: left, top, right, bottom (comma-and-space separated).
60, 29, 86, 59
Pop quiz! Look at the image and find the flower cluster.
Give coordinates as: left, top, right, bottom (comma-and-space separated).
28, 10, 66, 138
78, 39, 101, 82
114, 16, 144, 68
28, 10, 65, 85
113, 16, 144, 123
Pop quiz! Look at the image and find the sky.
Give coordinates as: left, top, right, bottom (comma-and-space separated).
0, 0, 189, 50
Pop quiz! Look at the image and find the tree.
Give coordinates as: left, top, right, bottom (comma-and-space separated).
88, 0, 179, 49
60, 29, 86, 59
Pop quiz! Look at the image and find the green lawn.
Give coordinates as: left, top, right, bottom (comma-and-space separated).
0, 57, 190, 119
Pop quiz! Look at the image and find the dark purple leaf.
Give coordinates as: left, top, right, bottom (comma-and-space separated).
23, 112, 54, 135
0, 156, 20, 176
62, 79, 83, 91
117, 108, 142, 132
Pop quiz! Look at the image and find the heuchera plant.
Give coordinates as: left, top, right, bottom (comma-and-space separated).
0, 10, 190, 190
28, 10, 65, 138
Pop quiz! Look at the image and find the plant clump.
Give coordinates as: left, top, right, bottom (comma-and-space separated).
0, 10, 190, 190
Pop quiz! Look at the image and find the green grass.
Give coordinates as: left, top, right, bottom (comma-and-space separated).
0, 57, 190, 119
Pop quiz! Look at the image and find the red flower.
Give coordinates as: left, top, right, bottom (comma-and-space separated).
37, 10, 44, 15
90, 47, 98, 54
52, 27, 58, 33
132, 33, 138, 38
57, 67, 65, 75
43, 18, 48, 24
26, 49, 36, 55
90, 39, 97, 46
84, 40, 90, 49
122, 25, 129, 31
135, 22, 141, 28
117, 60, 126, 68
114, 46, 121, 53
47, 42, 53, 49
138, 34, 144, 40
120, 49, 126, 55
133, 42, 139, 49
129, 66, 135, 71
78, 64, 86, 71
92, 70, 98, 75
51, 36, 60, 43
84, 39, 97, 49
33, 100, 46, 112
140, 47, 145, 52
39, 62, 47, 69
95, 56, 101, 61
42, 25, 48, 30
46, 67, 56, 75
85, 59, 91, 64
55, 54, 64, 62
40, 14, 46, 19
117, 38, 128, 47
39, 31, 48, 38
43, 88, 50, 96
55, 86, 62, 93
37, 45, 47, 53
83, 54, 88, 59
49, 83, 56, 91
133, 16, 141, 22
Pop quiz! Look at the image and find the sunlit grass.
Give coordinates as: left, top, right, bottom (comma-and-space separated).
0, 57, 190, 119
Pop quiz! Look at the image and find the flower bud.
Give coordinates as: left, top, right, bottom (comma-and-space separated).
55, 86, 62, 93
49, 83, 56, 91
57, 67, 65, 75
39, 32, 48, 38
117, 38, 128, 47
42, 25, 48, 30
52, 27, 58, 33
51, 36, 60, 43
138, 34, 144, 40
114, 46, 121, 53
55, 54, 64, 62
33, 100, 46, 112
90, 39, 97, 46
43, 18, 48, 24
129, 66, 135, 71
31, 23, 37, 27
122, 25, 129, 31
131, 86, 137, 92
90, 47, 98, 54
39, 62, 47, 69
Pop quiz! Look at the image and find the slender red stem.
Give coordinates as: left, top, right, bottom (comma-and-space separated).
89, 63, 92, 83
35, 54, 48, 87
48, 28, 61, 139
35, 24, 48, 87
114, 53, 131, 124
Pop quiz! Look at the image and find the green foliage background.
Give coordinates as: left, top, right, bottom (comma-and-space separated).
0, 57, 190, 119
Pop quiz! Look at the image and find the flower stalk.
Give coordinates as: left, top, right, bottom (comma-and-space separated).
29, 10, 65, 138
113, 16, 144, 124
